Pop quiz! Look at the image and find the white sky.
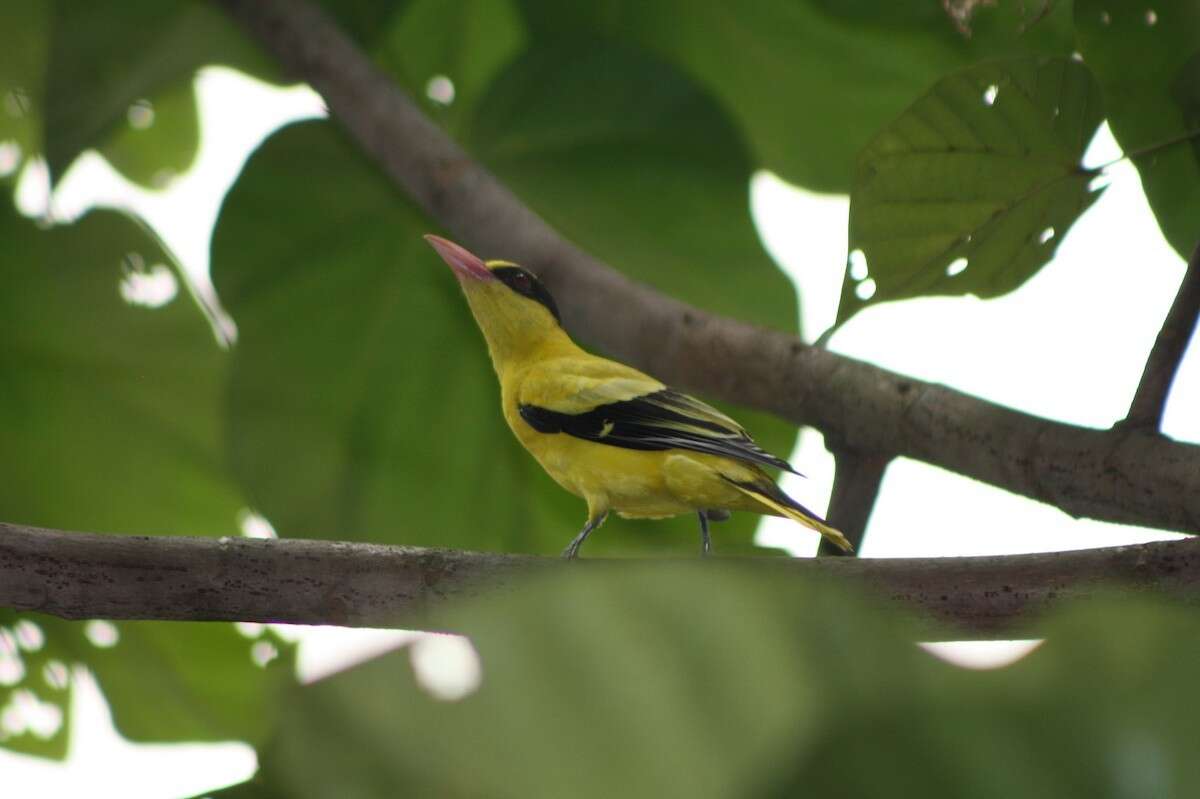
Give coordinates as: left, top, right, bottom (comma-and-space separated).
3, 65, 1197, 795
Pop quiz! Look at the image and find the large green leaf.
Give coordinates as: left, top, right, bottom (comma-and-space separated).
0, 207, 241, 535
372, 0, 526, 136
838, 57, 1104, 324
513, 1, 1076, 192
222, 568, 1200, 798
0, 1, 275, 187
0, 203, 287, 757
1076, 0, 1200, 261
214, 39, 798, 557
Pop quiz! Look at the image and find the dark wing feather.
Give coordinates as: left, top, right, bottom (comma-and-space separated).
519, 389, 796, 473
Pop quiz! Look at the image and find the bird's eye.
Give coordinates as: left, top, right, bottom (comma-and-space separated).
511, 272, 532, 292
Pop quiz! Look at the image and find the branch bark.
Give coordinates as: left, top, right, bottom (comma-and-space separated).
818, 447, 890, 556
1122, 243, 1200, 431
214, 0, 1200, 536
3, 522, 1199, 639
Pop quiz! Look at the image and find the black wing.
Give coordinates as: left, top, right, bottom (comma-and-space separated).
519, 389, 796, 473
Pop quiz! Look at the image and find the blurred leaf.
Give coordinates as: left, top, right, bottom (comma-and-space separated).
373, 0, 526, 135
0, 202, 274, 757
0, 205, 242, 535
0, 1, 276, 187
228, 566, 920, 799
0, 612, 293, 759
214, 37, 799, 558
1076, 0, 1200, 261
513, 0, 1075, 192
0, 3, 48, 163
838, 57, 1103, 325
224, 569, 1200, 798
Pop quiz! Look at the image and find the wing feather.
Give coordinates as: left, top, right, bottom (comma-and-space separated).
518, 360, 795, 473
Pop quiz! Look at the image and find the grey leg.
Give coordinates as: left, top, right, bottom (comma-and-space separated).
697, 511, 712, 557
562, 511, 608, 559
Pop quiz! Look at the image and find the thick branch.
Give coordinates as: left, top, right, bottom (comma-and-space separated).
1122, 243, 1200, 431
215, 0, 1200, 535
3, 522, 1199, 638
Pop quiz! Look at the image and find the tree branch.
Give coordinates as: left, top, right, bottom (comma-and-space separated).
3, 522, 1199, 639
1122, 243, 1200, 431
818, 447, 890, 557
214, 0, 1200, 536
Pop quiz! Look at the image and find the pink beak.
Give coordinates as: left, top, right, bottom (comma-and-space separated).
424, 235, 494, 282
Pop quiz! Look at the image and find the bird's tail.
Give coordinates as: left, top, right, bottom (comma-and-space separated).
723, 477, 853, 553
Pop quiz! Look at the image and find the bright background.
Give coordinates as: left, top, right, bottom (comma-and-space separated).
2, 64, 1195, 796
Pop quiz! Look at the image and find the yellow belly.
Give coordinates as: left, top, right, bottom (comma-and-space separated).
509, 414, 762, 518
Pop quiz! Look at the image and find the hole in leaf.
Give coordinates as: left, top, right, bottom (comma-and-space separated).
1071, 51, 1084, 62
119, 262, 177, 307
1145, 8, 1157, 25
425, 75, 456, 106
854, 277, 877, 300
1, 689, 63, 738
42, 661, 69, 691
1100, 10, 1111, 24
15, 157, 50, 218
0, 649, 25, 687
0, 140, 20, 177
945, 257, 969, 277
251, 641, 279, 667
409, 634, 483, 702
982, 84, 998, 106
1039, 227, 1056, 244
14, 620, 43, 652
127, 98, 155, 129
847, 248, 869, 280
84, 620, 119, 648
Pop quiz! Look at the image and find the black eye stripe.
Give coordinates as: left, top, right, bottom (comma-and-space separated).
491, 266, 562, 324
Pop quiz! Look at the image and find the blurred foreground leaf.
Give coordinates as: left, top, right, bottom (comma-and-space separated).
839, 57, 1103, 324
229, 567, 1200, 798
1076, 0, 1200, 261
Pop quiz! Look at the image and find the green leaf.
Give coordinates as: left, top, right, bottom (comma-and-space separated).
224, 566, 921, 799
0, 1, 275, 187
838, 57, 1104, 325
0, 202, 280, 757
232, 569, 1200, 798
214, 38, 799, 557
1075, 0, 1200, 261
0, 206, 241, 535
513, 1, 1076, 192
372, 0, 526, 136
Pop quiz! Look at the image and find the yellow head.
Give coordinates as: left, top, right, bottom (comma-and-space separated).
424, 235, 571, 369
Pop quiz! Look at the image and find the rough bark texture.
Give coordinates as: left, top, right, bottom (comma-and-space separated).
214, 0, 1200, 535
4, 523, 1198, 638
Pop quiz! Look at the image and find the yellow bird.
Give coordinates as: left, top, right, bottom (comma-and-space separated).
425, 235, 851, 558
